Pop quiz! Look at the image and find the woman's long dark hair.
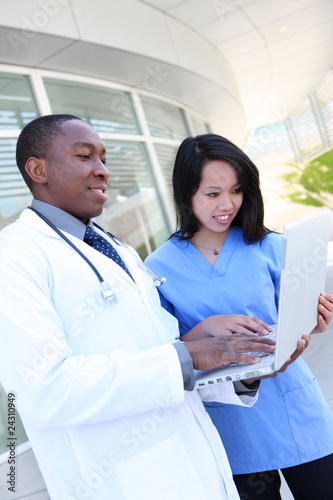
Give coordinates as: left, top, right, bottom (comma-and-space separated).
172, 133, 271, 244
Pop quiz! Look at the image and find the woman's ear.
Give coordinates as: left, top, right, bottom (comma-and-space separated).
25, 157, 48, 186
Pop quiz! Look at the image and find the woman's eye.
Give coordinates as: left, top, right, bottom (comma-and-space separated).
207, 192, 218, 197
233, 187, 242, 194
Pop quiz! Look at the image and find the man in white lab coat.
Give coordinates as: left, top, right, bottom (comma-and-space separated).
0, 115, 303, 500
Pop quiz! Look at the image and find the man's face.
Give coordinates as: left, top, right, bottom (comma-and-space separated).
38, 120, 109, 222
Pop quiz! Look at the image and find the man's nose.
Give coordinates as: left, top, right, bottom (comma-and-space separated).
94, 160, 110, 179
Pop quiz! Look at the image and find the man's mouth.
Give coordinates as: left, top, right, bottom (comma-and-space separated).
90, 188, 105, 194
89, 188, 108, 200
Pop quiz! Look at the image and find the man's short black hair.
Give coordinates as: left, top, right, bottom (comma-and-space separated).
16, 114, 83, 192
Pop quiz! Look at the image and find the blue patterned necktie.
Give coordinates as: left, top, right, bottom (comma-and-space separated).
84, 226, 133, 280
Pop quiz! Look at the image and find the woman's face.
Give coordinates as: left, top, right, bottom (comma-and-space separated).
191, 159, 243, 239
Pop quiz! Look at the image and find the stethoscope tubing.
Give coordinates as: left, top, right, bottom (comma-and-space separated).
28, 207, 165, 303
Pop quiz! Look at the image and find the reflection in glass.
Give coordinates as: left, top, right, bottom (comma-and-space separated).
190, 113, 209, 136
0, 73, 38, 130
154, 143, 178, 204
0, 138, 32, 230
96, 140, 169, 259
140, 95, 188, 140
44, 79, 139, 135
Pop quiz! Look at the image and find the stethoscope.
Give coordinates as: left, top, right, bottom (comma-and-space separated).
29, 207, 166, 304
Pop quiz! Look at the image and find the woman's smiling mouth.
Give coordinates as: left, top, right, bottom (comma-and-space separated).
214, 214, 231, 222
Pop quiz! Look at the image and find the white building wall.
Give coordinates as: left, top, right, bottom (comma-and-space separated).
0, 0, 246, 142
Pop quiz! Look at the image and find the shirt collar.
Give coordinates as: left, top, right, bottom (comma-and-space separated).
31, 199, 88, 241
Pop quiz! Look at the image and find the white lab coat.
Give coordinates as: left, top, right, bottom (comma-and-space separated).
0, 209, 253, 500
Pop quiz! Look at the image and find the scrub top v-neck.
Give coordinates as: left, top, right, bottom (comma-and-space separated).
185, 227, 243, 280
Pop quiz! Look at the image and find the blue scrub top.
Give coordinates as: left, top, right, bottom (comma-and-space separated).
145, 226, 333, 473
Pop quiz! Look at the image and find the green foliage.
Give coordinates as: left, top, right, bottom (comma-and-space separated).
288, 192, 325, 207
282, 149, 333, 207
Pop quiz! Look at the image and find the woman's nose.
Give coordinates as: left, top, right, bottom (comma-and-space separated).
217, 195, 232, 210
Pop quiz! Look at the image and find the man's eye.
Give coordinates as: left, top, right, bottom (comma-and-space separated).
77, 154, 90, 159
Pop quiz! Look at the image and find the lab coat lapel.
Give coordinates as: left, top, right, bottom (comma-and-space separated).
90, 227, 150, 292
106, 236, 156, 306
22, 209, 156, 310
21, 209, 135, 285
87, 225, 157, 309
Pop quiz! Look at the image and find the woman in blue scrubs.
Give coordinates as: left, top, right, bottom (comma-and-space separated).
145, 133, 333, 500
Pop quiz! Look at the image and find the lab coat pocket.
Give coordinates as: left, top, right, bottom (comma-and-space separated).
114, 432, 207, 500
284, 378, 333, 458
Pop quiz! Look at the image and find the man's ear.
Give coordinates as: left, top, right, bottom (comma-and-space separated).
25, 157, 48, 185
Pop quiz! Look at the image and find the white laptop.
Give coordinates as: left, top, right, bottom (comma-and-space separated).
194, 209, 331, 389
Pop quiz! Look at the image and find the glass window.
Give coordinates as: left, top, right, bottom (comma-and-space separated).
315, 70, 333, 146
43, 79, 139, 135
0, 73, 38, 130
190, 113, 209, 135
96, 140, 169, 259
140, 96, 188, 140
290, 101, 324, 161
0, 138, 32, 230
154, 143, 178, 203
245, 122, 294, 161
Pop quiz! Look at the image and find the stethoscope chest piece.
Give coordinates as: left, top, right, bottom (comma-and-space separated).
101, 282, 118, 304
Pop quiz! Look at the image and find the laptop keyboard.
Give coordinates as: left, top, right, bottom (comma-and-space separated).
247, 328, 277, 358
